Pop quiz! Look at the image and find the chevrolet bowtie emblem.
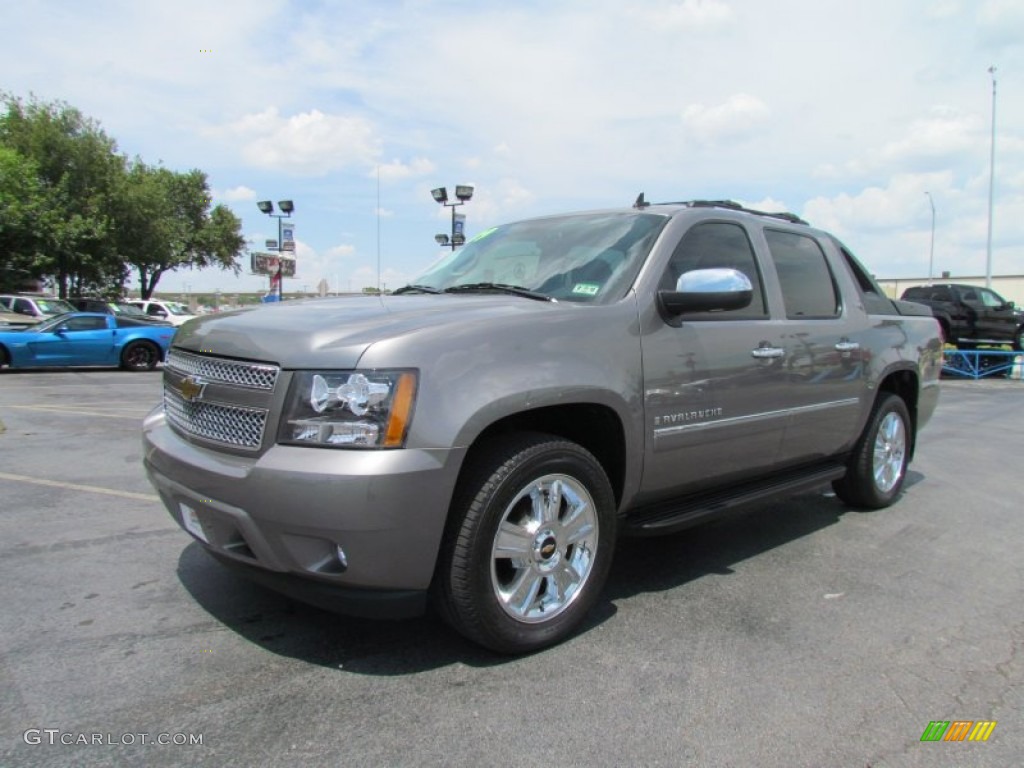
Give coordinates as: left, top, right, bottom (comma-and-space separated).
178, 375, 207, 403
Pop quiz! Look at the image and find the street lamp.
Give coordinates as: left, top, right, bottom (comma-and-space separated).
925, 191, 935, 285
256, 199, 295, 299
431, 185, 473, 250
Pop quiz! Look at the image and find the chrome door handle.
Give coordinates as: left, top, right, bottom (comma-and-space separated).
751, 347, 785, 359
834, 341, 861, 352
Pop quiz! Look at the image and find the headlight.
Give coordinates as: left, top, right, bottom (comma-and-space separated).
279, 370, 417, 448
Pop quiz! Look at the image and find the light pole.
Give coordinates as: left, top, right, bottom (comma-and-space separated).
431, 185, 474, 250
985, 66, 997, 289
925, 191, 935, 284
257, 199, 295, 300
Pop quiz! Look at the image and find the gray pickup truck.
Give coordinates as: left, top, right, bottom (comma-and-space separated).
143, 198, 942, 653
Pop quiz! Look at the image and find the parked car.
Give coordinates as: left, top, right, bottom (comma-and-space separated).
901, 283, 1023, 350
70, 297, 174, 326
0, 309, 38, 329
126, 300, 197, 327
144, 198, 942, 653
0, 312, 175, 371
0, 294, 76, 321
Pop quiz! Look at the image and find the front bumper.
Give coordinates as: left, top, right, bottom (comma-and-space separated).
143, 407, 464, 618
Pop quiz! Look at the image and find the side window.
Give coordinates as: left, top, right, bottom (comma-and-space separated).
931, 287, 953, 302
837, 244, 896, 315
146, 305, 164, 316
765, 230, 840, 319
978, 289, 1004, 308
660, 222, 767, 318
64, 316, 108, 331
13, 299, 33, 315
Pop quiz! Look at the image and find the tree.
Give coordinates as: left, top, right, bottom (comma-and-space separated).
1, 93, 246, 299
118, 162, 245, 299
0, 147, 47, 292
0, 93, 126, 298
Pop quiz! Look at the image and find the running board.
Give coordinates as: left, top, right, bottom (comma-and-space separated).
622, 462, 847, 537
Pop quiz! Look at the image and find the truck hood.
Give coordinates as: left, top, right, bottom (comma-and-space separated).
172, 294, 567, 369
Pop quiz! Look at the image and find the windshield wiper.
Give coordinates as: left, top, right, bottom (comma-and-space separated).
392, 284, 442, 295
443, 283, 554, 302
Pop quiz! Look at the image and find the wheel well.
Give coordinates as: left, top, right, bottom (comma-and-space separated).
464, 404, 627, 507
0, 343, 9, 366
877, 370, 919, 456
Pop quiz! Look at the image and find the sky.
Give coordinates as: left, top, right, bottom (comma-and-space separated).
4, 0, 1024, 297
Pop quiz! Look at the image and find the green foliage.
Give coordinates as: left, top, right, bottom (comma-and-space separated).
119, 163, 245, 299
0, 93, 245, 299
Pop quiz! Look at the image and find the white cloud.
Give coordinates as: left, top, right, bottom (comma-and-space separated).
325, 245, 356, 259
681, 94, 770, 145
221, 185, 256, 201
375, 157, 436, 181
220, 108, 380, 176
632, 0, 735, 30
879, 109, 983, 166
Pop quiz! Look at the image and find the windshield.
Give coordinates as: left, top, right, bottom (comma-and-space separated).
36, 299, 76, 315
37, 299, 76, 315
112, 303, 148, 317
408, 212, 668, 303
164, 302, 192, 316
27, 313, 76, 332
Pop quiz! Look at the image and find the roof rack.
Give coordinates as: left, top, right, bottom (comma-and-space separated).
631, 194, 808, 225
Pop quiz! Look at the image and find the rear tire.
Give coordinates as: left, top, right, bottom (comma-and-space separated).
435, 433, 617, 654
120, 341, 159, 371
833, 394, 912, 509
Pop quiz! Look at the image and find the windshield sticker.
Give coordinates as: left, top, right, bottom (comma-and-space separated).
571, 283, 601, 296
468, 227, 498, 243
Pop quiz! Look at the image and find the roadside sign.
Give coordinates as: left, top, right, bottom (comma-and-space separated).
265, 239, 278, 249
281, 241, 296, 252
251, 252, 297, 277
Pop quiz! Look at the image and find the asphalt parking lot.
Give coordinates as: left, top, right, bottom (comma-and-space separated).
0, 370, 1021, 767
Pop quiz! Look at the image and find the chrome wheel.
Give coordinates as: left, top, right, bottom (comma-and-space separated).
833, 393, 912, 509
872, 412, 907, 493
490, 473, 598, 623
437, 433, 616, 653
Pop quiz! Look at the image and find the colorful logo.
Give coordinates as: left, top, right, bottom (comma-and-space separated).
920, 721, 996, 742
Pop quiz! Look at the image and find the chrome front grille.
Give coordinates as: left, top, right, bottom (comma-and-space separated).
164, 387, 269, 450
166, 349, 279, 391
163, 349, 279, 451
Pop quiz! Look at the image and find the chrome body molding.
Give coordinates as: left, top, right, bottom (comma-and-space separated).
653, 398, 862, 439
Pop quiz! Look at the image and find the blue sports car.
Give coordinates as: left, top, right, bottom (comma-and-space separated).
0, 312, 176, 371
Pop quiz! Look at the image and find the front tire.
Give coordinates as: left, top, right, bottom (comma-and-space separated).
436, 433, 617, 654
120, 340, 159, 371
833, 394, 912, 509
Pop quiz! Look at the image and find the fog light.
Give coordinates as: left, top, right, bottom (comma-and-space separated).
335, 544, 348, 569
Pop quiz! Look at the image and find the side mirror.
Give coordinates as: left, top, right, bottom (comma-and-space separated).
658, 268, 753, 324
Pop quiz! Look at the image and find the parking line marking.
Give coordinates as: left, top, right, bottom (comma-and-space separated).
2, 404, 148, 419
0, 472, 160, 502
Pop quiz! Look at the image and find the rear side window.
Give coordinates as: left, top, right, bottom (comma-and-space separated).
660, 222, 767, 318
765, 230, 840, 319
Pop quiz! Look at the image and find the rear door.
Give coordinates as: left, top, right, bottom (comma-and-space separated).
760, 228, 867, 463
